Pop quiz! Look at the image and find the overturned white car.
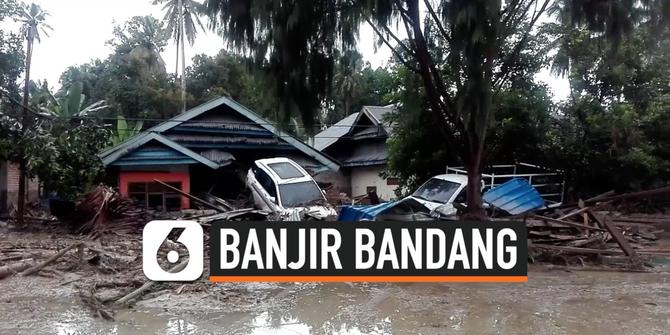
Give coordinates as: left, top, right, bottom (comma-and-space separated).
246, 158, 337, 220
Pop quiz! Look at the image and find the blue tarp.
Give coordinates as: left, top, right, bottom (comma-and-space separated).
483, 178, 544, 215
337, 201, 400, 221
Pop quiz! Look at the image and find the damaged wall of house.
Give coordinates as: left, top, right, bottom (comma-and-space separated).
0, 161, 40, 213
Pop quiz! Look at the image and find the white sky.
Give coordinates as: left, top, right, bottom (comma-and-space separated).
0, 0, 568, 100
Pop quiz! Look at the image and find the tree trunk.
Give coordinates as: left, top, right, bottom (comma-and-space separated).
178, 0, 186, 112
464, 139, 487, 220
175, 32, 180, 78
17, 37, 34, 227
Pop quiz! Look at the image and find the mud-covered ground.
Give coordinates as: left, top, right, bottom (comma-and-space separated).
1, 224, 670, 335
1, 266, 669, 335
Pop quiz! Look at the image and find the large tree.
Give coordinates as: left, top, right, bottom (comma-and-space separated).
14, 2, 51, 225
203, 0, 667, 217
541, 3, 670, 197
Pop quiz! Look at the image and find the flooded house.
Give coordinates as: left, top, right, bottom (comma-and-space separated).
312, 105, 399, 201
99, 97, 339, 210
0, 162, 40, 214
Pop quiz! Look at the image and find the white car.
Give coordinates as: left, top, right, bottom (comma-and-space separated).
404, 174, 470, 216
246, 157, 337, 220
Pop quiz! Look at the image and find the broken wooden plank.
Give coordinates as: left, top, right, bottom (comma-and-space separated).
557, 206, 591, 221
532, 215, 606, 231
530, 244, 622, 255
588, 210, 639, 261
20, 242, 84, 277
153, 179, 225, 212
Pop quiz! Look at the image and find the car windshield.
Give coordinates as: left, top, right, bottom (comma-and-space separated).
411, 178, 461, 204
278, 181, 324, 207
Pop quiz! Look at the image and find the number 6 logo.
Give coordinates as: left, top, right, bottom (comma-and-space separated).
143, 220, 204, 281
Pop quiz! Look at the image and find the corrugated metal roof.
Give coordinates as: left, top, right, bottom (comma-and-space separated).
342, 141, 387, 167
337, 201, 399, 221
199, 149, 235, 166
482, 178, 545, 215
364, 105, 396, 135
100, 96, 340, 171
185, 112, 266, 131
100, 133, 221, 169
313, 105, 396, 152
313, 113, 359, 151
111, 146, 199, 166
165, 134, 281, 145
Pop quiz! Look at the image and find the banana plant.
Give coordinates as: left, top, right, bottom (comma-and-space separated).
111, 115, 143, 146
40, 82, 108, 118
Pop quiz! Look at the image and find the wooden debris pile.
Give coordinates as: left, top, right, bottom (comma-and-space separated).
526, 188, 670, 268
67, 185, 148, 236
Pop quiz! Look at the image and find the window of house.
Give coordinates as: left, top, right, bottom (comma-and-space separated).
128, 181, 182, 211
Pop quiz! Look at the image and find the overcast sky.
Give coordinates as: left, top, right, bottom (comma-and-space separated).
1, 0, 568, 100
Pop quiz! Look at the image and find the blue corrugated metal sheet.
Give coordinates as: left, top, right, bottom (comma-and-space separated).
112, 147, 198, 166
483, 178, 544, 215
337, 201, 399, 221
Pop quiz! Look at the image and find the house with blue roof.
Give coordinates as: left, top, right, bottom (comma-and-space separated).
100, 96, 339, 210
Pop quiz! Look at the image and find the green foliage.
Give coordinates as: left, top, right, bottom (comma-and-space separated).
57, 16, 180, 121
111, 115, 143, 146
154, 0, 205, 46
16, 3, 52, 43
203, 0, 359, 129
0, 30, 23, 96
0, 107, 54, 175
322, 51, 395, 125
36, 82, 109, 118
385, 66, 456, 195
33, 121, 112, 200
0, 100, 111, 200
0, 0, 19, 20
540, 7, 670, 196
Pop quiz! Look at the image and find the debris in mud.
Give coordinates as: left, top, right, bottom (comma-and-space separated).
55, 185, 149, 236
525, 189, 670, 268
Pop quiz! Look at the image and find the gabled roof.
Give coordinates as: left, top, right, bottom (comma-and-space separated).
313, 104, 396, 151
100, 96, 340, 171
101, 133, 221, 169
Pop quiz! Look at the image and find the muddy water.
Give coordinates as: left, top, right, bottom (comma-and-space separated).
1, 268, 670, 335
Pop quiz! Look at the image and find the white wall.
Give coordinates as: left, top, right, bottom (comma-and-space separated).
350, 166, 398, 201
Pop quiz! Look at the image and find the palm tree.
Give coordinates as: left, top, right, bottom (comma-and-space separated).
153, 0, 205, 112
333, 51, 364, 118
15, 2, 51, 226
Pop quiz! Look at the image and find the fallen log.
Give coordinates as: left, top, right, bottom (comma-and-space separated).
0, 261, 32, 279
20, 242, 84, 277
115, 258, 189, 305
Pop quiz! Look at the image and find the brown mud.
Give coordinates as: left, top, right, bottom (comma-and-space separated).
1, 266, 669, 335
